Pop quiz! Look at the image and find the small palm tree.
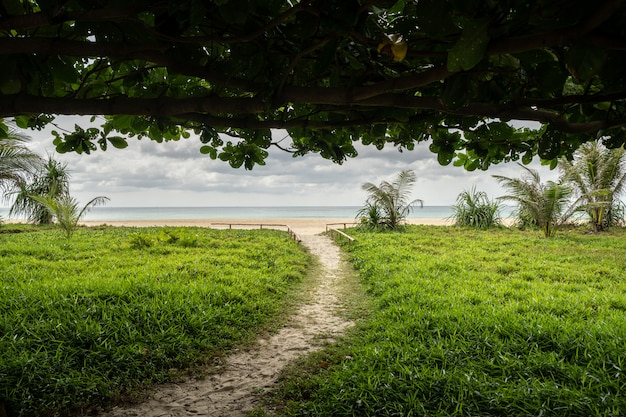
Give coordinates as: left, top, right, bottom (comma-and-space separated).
559, 142, 626, 232
356, 170, 423, 230
355, 202, 384, 231
493, 164, 575, 237
30, 194, 109, 239
10, 157, 71, 224
450, 186, 502, 229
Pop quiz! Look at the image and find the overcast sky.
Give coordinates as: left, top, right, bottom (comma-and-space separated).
15, 116, 559, 207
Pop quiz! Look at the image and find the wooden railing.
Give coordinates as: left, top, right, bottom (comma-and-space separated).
326, 222, 358, 244
211, 223, 301, 243
325, 222, 359, 231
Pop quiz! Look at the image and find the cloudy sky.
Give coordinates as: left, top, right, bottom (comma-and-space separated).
17, 116, 559, 208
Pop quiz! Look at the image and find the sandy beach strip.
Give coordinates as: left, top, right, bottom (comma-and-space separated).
79, 217, 453, 235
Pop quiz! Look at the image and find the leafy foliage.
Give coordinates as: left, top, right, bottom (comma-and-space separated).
559, 143, 626, 231
356, 170, 422, 231
450, 186, 502, 229
494, 164, 575, 237
0, 125, 42, 195
29, 194, 109, 239
355, 202, 384, 231
2, 2, 626, 168
9, 156, 70, 224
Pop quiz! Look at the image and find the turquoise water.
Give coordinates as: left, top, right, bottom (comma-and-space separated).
1, 205, 516, 221
0, 205, 465, 220
81, 206, 454, 220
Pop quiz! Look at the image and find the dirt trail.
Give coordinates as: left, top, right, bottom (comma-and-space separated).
103, 233, 353, 417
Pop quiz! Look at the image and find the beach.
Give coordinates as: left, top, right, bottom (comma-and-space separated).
80, 217, 453, 235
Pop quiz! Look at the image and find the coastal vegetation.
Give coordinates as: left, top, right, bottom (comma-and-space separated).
445, 144, 626, 234
9, 157, 71, 224
559, 142, 626, 232
449, 186, 502, 229
494, 164, 575, 237
273, 225, 626, 416
0, 129, 43, 220
0, 132, 110, 238
356, 169, 422, 231
0, 226, 309, 417
29, 193, 110, 239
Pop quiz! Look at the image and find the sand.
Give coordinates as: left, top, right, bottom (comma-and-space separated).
80, 217, 452, 235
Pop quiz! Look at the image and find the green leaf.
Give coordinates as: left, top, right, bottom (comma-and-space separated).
487, 122, 514, 142
437, 150, 454, 165
566, 45, 608, 81
48, 56, 79, 84
538, 127, 561, 160
13, 115, 31, 129
131, 117, 151, 132
389, 0, 408, 14
447, 17, 490, 72
199, 145, 217, 159
464, 158, 480, 171
108, 136, 128, 149
0, 121, 7, 138
453, 153, 467, 167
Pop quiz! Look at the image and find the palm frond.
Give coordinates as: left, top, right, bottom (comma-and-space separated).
357, 170, 421, 230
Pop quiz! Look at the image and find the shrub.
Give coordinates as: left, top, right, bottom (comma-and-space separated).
356, 170, 422, 231
450, 186, 502, 229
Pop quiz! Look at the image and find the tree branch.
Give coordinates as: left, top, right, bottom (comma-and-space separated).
178, 109, 626, 135
0, 7, 149, 31
0, 94, 264, 118
3, 91, 625, 135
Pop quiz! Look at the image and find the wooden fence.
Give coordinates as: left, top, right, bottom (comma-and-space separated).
211, 223, 301, 243
325, 222, 358, 244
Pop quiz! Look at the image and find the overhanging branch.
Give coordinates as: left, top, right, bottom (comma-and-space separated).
0, 94, 264, 117
3, 92, 625, 134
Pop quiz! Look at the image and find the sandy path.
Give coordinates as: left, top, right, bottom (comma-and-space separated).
102, 230, 353, 417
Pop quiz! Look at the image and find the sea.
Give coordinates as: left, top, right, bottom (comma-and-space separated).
0, 205, 516, 221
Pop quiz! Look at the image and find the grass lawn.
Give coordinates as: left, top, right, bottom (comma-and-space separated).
274, 226, 626, 416
0, 226, 310, 417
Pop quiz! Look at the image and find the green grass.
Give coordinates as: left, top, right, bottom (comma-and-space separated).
274, 226, 626, 416
0, 226, 310, 417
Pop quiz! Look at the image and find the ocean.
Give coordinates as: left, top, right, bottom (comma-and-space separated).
1, 205, 466, 221
1, 205, 517, 221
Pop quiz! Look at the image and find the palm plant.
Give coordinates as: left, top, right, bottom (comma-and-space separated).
356, 202, 384, 231
10, 157, 71, 224
559, 142, 626, 232
0, 128, 43, 196
356, 170, 423, 230
493, 164, 575, 237
30, 194, 109, 239
450, 186, 502, 229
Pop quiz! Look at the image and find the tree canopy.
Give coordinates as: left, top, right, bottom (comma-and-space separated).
1, 0, 626, 169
